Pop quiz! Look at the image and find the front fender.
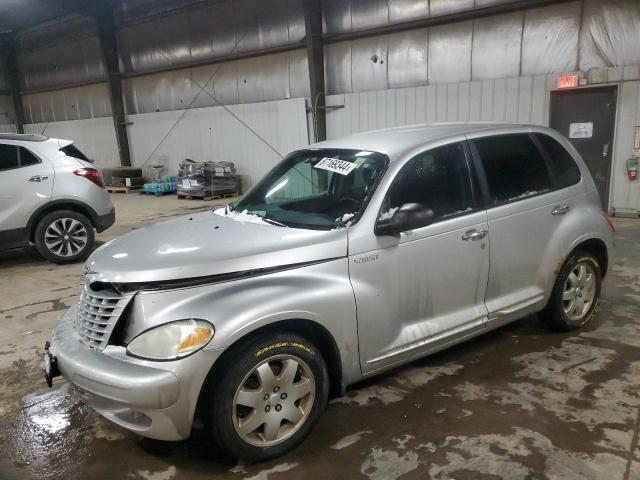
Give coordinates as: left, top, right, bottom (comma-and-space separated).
127, 258, 361, 386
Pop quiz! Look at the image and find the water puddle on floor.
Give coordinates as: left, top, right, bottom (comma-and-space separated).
1, 382, 94, 480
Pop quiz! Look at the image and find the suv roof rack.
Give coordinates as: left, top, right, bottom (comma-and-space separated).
0, 133, 49, 142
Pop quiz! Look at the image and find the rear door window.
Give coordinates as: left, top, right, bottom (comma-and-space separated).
535, 133, 581, 188
0, 144, 19, 171
474, 134, 552, 205
383, 142, 475, 222
18, 147, 41, 167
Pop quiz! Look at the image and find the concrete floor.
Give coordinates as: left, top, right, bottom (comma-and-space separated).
0, 193, 639, 480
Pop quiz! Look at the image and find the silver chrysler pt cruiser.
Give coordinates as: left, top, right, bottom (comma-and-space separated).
45, 123, 614, 462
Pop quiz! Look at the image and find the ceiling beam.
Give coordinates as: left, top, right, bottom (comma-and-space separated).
0, 34, 26, 133
303, 0, 326, 143
96, 10, 132, 167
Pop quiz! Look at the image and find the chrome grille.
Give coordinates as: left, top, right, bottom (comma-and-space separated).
74, 285, 133, 350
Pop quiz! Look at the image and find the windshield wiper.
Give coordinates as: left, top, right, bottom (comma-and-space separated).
260, 216, 288, 227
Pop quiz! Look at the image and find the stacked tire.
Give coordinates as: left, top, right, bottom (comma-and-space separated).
101, 167, 145, 187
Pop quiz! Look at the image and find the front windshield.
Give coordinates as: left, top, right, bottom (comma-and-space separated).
232, 149, 388, 230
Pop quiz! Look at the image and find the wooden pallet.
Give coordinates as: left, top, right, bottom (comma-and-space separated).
177, 192, 238, 201
106, 185, 142, 194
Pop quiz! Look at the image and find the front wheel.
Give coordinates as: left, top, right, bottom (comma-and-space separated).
34, 210, 95, 263
203, 333, 328, 463
542, 249, 602, 331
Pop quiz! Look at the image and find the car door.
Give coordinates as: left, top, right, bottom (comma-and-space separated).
468, 132, 572, 326
0, 143, 53, 234
349, 141, 490, 374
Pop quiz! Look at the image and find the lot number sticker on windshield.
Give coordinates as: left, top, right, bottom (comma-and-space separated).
314, 157, 358, 175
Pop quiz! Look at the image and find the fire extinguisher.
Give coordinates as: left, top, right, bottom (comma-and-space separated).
628, 157, 638, 181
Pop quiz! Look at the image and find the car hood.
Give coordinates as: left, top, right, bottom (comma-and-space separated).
85, 210, 348, 284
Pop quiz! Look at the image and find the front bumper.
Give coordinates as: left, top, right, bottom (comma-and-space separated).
47, 305, 223, 440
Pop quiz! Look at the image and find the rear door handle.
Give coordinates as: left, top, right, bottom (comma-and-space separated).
461, 229, 488, 241
28, 175, 48, 182
551, 204, 570, 215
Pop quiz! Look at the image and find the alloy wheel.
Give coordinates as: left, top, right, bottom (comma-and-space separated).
562, 261, 596, 321
232, 354, 315, 447
44, 218, 88, 257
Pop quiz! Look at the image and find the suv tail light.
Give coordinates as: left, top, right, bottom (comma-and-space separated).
74, 168, 105, 189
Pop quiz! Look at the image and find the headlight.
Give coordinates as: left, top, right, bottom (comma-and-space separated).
126, 319, 214, 360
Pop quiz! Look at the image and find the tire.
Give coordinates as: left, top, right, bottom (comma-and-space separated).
111, 176, 146, 186
542, 249, 602, 331
102, 167, 143, 178
203, 333, 329, 463
34, 210, 95, 264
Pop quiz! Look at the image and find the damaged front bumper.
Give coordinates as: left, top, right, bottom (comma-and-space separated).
45, 304, 223, 440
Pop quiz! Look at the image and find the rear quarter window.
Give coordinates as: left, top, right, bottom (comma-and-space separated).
19, 147, 41, 166
535, 133, 581, 188
60, 144, 91, 162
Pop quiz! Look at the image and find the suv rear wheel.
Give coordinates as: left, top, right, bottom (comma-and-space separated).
34, 210, 95, 263
542, 249, 602, 331
203, 333, 329, 463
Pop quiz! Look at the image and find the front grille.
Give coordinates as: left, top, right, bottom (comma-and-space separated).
74, 285, 133, 350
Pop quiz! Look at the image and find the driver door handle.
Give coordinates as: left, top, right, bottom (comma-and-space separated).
461, 229, 487, 241
551, 204, 570, 216
28, 175, 48, 182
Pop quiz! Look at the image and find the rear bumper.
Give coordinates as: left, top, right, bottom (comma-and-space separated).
48, 305, 223, 440
94, 208, 115, 233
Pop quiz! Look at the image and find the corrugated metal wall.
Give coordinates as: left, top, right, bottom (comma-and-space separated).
116, 0, 305, 73
6, 0, 640, 213
0, 50, 16, 130
122, 49, 310, 114
24, 117, 121, 168
127, 97, 308, 181
14, 0, 640, 122
325, 64, 640, 214
22, 83, 112, 124
323, 0, 640, 94
15, 14, 102, 93
23, 97, 309, 183
611, 76, 640, 216
325, 75, 554, 137
0, 95, 16, 131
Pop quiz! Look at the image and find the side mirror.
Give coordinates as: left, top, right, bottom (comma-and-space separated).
375, 203, 435, 236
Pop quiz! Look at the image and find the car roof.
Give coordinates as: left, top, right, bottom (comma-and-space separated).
309, 122, 539, 160
0, 133, 49, 142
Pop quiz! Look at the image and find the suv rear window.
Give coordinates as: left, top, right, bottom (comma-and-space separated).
474, 134, 552, 205
0, 144, 19, 171
535, 133, 581, 188
60, 144, 91, 162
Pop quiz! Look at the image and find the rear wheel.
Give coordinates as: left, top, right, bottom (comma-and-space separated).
542, 249, 602, 331
203, 333, 328, 463
34, 210, 95, 263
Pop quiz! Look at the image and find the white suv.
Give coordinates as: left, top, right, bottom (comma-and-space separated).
0, 133, 115, 263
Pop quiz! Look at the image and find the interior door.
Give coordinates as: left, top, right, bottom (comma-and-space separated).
349, 141, 490, 374
549, 86, 617, 209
